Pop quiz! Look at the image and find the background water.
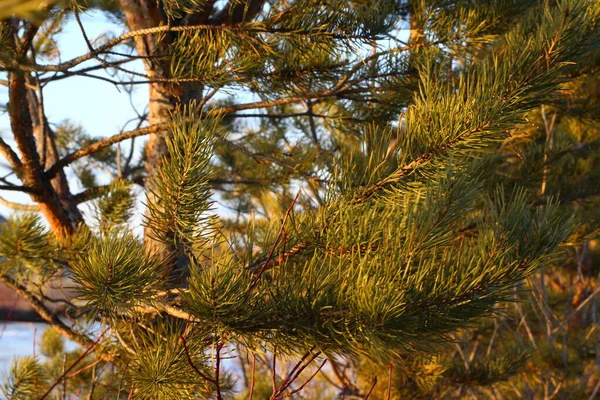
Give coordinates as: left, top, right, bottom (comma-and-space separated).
0, 322, 46, 374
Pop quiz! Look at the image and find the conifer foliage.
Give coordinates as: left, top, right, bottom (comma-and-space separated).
0, 0, 599, 398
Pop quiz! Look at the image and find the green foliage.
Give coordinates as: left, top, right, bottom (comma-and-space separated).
70, 234, 166, 319
1, 0, 600, 397
0, 214, 59, 278
145, 105, 218, 253
1, 357, 47, 399
94, 180, 136, 231
125, 321, 220, 399
444, 346, 530, 386
39, 327, 65, 358
0, 0, 56, 20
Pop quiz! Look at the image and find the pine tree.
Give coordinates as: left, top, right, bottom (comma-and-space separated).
0, 0, 599, 398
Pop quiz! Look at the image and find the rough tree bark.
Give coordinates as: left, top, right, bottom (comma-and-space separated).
119, 0, 266, 280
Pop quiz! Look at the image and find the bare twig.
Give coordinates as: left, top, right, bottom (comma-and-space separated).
272, 350, 278, 396
180, 334, 217, 384
274, 346, 320, 397
39, 328, 109, 400
364, 377, 378, 400
281, 359, 327, 398
1, 275, 109, 357
386, 364, 393, 400
0, 195, 38, 210
249, 354, 257, 400
45, 83, 378, 178
0, 137, 23, 172
215, 341, 224, 400
249, 190, 300, 289
553, 286, 600, 334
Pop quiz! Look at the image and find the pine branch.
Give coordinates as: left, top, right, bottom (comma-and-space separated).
38, 327, 109, 400
0, 195, 38, 210
351, 123, 492, 204
0, 136, 23, 172
0, 184, 38, 193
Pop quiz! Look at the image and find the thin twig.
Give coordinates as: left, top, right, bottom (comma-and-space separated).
249, 190, 300, 289
282, 359, 328, 398
364, 377, 378, 400
272, 349, 278, 396
386, 364, 393, 400
249, 354, 257, 400
39, 328, 109, 400
215, 341, 224, 400
274, 347, 321, 397
179, 335, 217, 384
45, 84, 377, 178
1, 276, 108, 356
0, 195, 38, 211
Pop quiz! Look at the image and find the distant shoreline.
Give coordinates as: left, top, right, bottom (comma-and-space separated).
0, 283, 54, 323
0, 308, 43, 322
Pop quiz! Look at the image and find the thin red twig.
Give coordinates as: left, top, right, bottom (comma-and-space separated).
67, 358, 103, 379
364, 377, 377, 400
278, 346, 316, 390
250, 191, 300, 289
39, 327, 109, 400
386, 364, 393, 400
272, 350, 278, 395
179, 335, 217, 384
275, 349, 322, 396
282, 359, 328, 398
249, 354, 257, 400
215, 341, 224, 400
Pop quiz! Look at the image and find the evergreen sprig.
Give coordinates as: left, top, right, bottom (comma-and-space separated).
70, 234, 165, 319
0, 214, 59, 278
125, 321, 220, 399
144, 105, 218, 254
1, 356, 47, 400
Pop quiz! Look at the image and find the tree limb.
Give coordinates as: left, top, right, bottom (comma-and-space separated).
1, 275, 109, 357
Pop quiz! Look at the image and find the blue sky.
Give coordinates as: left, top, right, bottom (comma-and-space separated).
0, 11, 148, 218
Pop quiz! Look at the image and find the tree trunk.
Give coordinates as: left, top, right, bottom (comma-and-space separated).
26, 75, 83, 226
120, 0, 201, 282
120, 0, 266, 281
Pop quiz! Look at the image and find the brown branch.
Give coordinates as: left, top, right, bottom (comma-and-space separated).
18, 21, 41, 57
215, 341, 224, 400
249, 191, 300, 289
180, 335, 217, 384
282, 359, 327, 398
214, 0, 265, 24
46, 124, 163, 179
133, 303, 201, 322
271, 350, 278, 395
72, 184, 113, 204
363, 377, 378, 400
274, 347, 322, 398
249, 354, 257, 400
0, 184, 38, 194
0, 195, 39, 211
8, 70, 74, 237
0, 137, 23, 172
277, 346, 316, 393
38, 58, 139, 84
386, 364, 393, 400
39, 327, 109, 400
0, 275, 105, 355
15, 22, 373, 74
44, 80, 377, 178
